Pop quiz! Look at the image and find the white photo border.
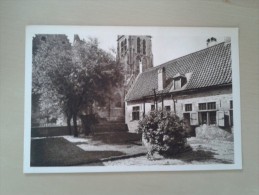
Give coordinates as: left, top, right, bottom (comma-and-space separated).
24, 26, 242, 173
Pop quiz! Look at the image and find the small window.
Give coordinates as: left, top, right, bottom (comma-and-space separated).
165, 106, 171, 111
207, 102, 216, 110
185, 104, 192, 112
132, 106, 140, 120
199, 103, 207, 110
151, 105, 155, 111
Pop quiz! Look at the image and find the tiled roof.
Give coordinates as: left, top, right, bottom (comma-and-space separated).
126, 42, 232, 101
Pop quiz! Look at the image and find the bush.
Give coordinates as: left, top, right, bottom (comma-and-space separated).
138, 110, 190, 158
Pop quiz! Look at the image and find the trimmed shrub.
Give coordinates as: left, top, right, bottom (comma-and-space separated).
138, 110, 190, 159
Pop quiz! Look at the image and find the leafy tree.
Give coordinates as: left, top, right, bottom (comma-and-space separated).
32, 35, 123, 137
67, 37, 123, 136
32, 35, 72, 127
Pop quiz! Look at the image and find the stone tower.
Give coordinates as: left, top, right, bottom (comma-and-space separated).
116, 35, 153, 94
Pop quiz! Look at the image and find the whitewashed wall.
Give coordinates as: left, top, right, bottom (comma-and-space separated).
126, 87, 232, 132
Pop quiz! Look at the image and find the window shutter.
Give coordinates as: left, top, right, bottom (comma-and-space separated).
190, 112, 198, 126
217, 111, 225, 127
129, 113, 133, 121
225, 111, 230, 127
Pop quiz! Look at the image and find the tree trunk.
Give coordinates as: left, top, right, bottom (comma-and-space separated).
73, 114, 78, 137
67, 116, 72, 135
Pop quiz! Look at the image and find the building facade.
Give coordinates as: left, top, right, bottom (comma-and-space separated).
124, 38, 233, 133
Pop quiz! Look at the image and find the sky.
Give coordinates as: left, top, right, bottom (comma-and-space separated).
67, 33, 225, 66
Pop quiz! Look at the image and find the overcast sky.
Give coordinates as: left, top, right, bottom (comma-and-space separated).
67, 33, 225, 66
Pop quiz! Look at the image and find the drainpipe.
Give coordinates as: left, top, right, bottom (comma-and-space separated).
161, 93, 164, 111
153, 88, 157, 111
171, 94, 176, 114
143, 97, 146, 117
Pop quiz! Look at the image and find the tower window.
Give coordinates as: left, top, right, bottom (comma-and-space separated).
137, 37, 141, 53
124, 39, 127, 52
143, 40, 146, 55
120, 39, 127, 55
121, 41, 124, 54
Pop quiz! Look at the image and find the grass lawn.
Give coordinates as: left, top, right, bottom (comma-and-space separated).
31, 137, 124, 166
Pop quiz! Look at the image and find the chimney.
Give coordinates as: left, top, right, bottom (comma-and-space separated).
158, 67, 166, 91
224, 36, 231, 45
73, 34, 80, 44
207, 37, 217, 47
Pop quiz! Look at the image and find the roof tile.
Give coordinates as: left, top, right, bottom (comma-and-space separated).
126, 42, 232, 101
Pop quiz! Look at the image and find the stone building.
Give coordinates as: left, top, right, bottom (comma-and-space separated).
124, 37, 233, 133
116, 35, 154, 94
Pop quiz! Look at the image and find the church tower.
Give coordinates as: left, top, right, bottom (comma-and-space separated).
116, 35, 153, 94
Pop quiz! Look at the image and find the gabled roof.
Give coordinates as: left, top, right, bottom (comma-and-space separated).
126, 42, 232, 101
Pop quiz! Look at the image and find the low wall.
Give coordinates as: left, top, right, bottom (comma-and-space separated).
31, 126, 70, 137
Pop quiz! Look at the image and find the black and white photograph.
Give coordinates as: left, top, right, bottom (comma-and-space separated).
24, 26, 241, 173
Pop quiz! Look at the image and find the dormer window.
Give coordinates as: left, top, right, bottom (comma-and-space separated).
172, 73, 187, 90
